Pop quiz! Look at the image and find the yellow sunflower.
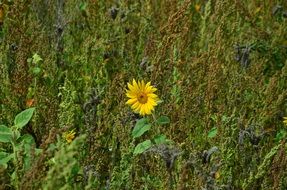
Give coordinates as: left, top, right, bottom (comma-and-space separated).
126, 79, 159, 116
284, 117, 287, 126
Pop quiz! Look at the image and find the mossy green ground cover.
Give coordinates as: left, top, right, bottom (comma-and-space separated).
0, 0, 287, 189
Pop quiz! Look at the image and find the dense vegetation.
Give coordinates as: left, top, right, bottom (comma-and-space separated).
0, 0, 287, 189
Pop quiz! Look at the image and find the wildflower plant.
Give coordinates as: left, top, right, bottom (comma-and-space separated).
126, 79, 171, 155
27, 53, 43, 98
62, 129, 76, 143
0, 108, 41, 188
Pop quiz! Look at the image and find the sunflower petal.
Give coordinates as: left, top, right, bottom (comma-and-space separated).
126, 92, 136, 98
128, 83, 136, 91
151, 87, 157, 92
132, 79, 139, 91
147, 99, 157, 106
145, 82, 151, 90
147, 93, 158, 99
126, 98, 137, 105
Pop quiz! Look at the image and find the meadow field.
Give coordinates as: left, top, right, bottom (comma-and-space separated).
0, 0, 287, 189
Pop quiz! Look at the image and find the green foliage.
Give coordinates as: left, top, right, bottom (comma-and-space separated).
14, 107, 35, 129
156, 116, 170, 125
43, 135, 86, 190
0, 108, 38, 188
132, 118, 151, 139
153, 134, 168, 145
19, 134, 42, 170
132, 116, 171, 155
134, 140, 152, 155
58, 79, 80, 129
27, 53, 43, 76
207, 127, 218, 138
243, 143, 282, 189
0, 151, 13, 169
0, 125, 12, 143
275, 129, 287, 142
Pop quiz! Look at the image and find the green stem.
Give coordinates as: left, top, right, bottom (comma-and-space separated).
151, 113, 157, 122
11, 131, 19, 189
151, 113, 161, 135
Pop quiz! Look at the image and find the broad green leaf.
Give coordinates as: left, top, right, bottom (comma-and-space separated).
0, 125, 12, 143
156, 116, 170, 125
153, 134, 167, 144
208, 127, 218, 138
132, 124, 151, 139
0, 152, 10, 160
0, 152, 14, 169
19, 134, 36, 153
135, 118, 148, 128
133, 140, 152, 155
14, 108, 35, 129
32, 67, 41, 75
132, 118, 151, 139
275, 129, 286, 142
19, 134, 35, 145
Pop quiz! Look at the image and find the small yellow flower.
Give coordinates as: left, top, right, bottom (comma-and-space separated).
215, 171, 220, 179
63, 129, 76, 143
195, 4, 201, 12
283, 117, 287, 126
126, 79, 159, 116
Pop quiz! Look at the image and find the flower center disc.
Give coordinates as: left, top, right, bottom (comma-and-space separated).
137, 93, 148, 104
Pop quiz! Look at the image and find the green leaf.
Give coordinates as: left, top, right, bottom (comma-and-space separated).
275, 129, 286, 142
153, 134, 167, 144
156, 116, 170, 125
19, 134, 36, 152
208, 127, 218, 138
132, 124, 151, 139
132, 118, 151, 139
133, 140, 152, 155
135, 118, 148, 128
23, 157, 31, 171
79, 2, 87, 11
0, 125, 12, 143
14, 108, 35, 129
19, 134, 36, 171
71, 163, 80, 176
19, 134, 35, 144
0, 152, 14, 169
32, 67, 41, 75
